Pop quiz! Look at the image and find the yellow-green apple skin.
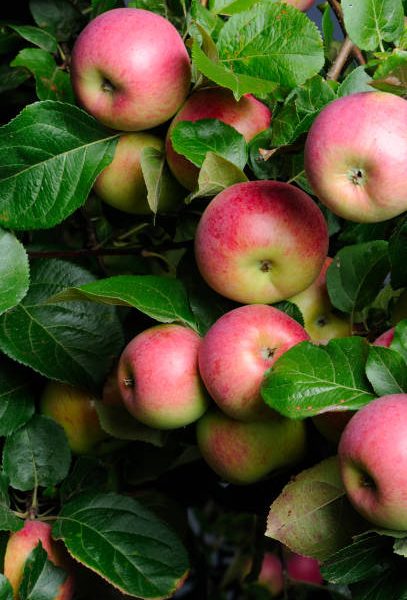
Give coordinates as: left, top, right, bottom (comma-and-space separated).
198, 304, 309, 421
40, 382, 108, 455
117, 324, 209, 429
304, 92, 407, 222
194, 180, 328, 304
289, 258, 351, 344
257, 553, 284, 597
166, 87, 271, 190
94, 132, 180, 214
338, 394, 407, 530
286, 552, 323, 585
4, 520, 74, 600
196, 408, 306, 485
70, 8, 191, 131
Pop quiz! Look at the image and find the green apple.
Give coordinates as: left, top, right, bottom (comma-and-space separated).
196, 408, 306, 484
40, 381, 108, 455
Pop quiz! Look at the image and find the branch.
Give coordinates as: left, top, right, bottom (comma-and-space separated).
327, 0, 366, 66
326, 36, 354, 81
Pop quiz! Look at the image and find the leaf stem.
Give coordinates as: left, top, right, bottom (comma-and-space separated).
326, 0, 366, 65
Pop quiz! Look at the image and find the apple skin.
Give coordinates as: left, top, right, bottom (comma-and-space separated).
289, 258, 351, 344
373, 327, 395, 347
4, 520, 74, 600
40, 382, 108, 455
195, 180, 328, 304
166, 87, 271, 190
199, 304, 309, 421
283, 0, 315, 9
93, 132, 180, 214
286, 553, 323, 585
196, 408, 306, 485
338, 394, 407, 530
70, 8, 191, 131
304, 92, 407, 223
257, 553, 284, 597
117, 324, 209, 429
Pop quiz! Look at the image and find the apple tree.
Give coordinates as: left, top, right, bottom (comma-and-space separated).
0, 0, 406, 598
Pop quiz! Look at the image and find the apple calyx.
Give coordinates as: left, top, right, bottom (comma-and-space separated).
260, 259, 273, 272
123, 376, 135, 388
261, 347, 276, 361
347, 167, 366, 186
101, 78, 116, 93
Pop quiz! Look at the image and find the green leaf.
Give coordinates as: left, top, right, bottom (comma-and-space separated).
49, 274, 197, 330
326, 241, 390, 314
52, 492, 189, 599
342, 0, 404, 51
3, 415, 71, 491
0, 358, 35, 437
261, 338, 376, 418
8, 25, 58, 53
209, 0, 258, 15
0, 473, 24, 533
91, 0, 122, 18
389, 216, 407, 288
393, 537, 407, 557
140, 147, 183, 215
187, 152, 248, 201
0, 575, 13, 600
266, 457, 365, 561
29, 0, 83, 41
191, 41, 280, 100
0, 260, 124, 390
366, 345, 407, 396
351, 568, 407, 600
171, 119, 247, 169
321, 533, 390, 584
0, 65, 30, 94
59, 456, 109, 503
11, 48, 74, 103
190, 0, 224, 42
271, 301, 304, 327
391, 319, 407, 363
216, 2, 324, 89
322, 3, 334, 55
0, 101, 118, 231
0, 229, 29, 316
95, 403, 167, 446
337, 66, 373, 96
19, 542, 68, 600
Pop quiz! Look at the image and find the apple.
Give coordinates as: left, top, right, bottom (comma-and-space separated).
93, 132, 181, 214
372, 327, 395, 347
40, 381, 108, 455
166, 87, 271, 190
117, 324, 209, 429
285, 552, 323, 585
283, 0, 315, 10
195, 180, 328, 304
304, 92, 407, 222
199, 304, 309, 421
4, 520, 74, 600
196, 408, 306, 485
338, 394, 407, 530
257, 553, 284, 597
70, 8, 191, 131
289, 258, 351, 344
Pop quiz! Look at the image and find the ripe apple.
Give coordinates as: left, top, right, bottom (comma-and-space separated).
338, 394, 407, 530
304, 92, 407, 222
4, 520, 74, 600
285, 552, 323, 585
199, 304, 309, 421
195, 180, 328, 304
372, 327, 395, 347
166, 87, 271, 190
283, 0, 315, 9
257, 553, 284, 597
117, 324, 209, 429
93, 132, 181, 214
70, 8, 191, 131
40, 381, 108, 455
196, 408, 306, 485
289, 258, 351, 344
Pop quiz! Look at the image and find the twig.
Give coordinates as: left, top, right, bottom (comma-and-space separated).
326, 36, 355, 81
327, 0, 366, 65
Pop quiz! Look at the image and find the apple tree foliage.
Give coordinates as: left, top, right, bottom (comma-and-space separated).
0, 0, 406, 598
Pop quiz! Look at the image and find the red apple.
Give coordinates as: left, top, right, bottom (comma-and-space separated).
117, 324, 209, 429
286, 552, 323, 585
372, 327, 395, 347
70, 8, 191, 131
304, 92, 407, 222
196, 408, 306, 484
166, 87, 271, 190
194, 180, 328, 304
289, 258, 351, 344
257, 553, 284, 597
93, 132, 180, 214
4, 520, 74, 600
199, 305, 309, 421
40, 381, 108, 455
338, 394, 407, 529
